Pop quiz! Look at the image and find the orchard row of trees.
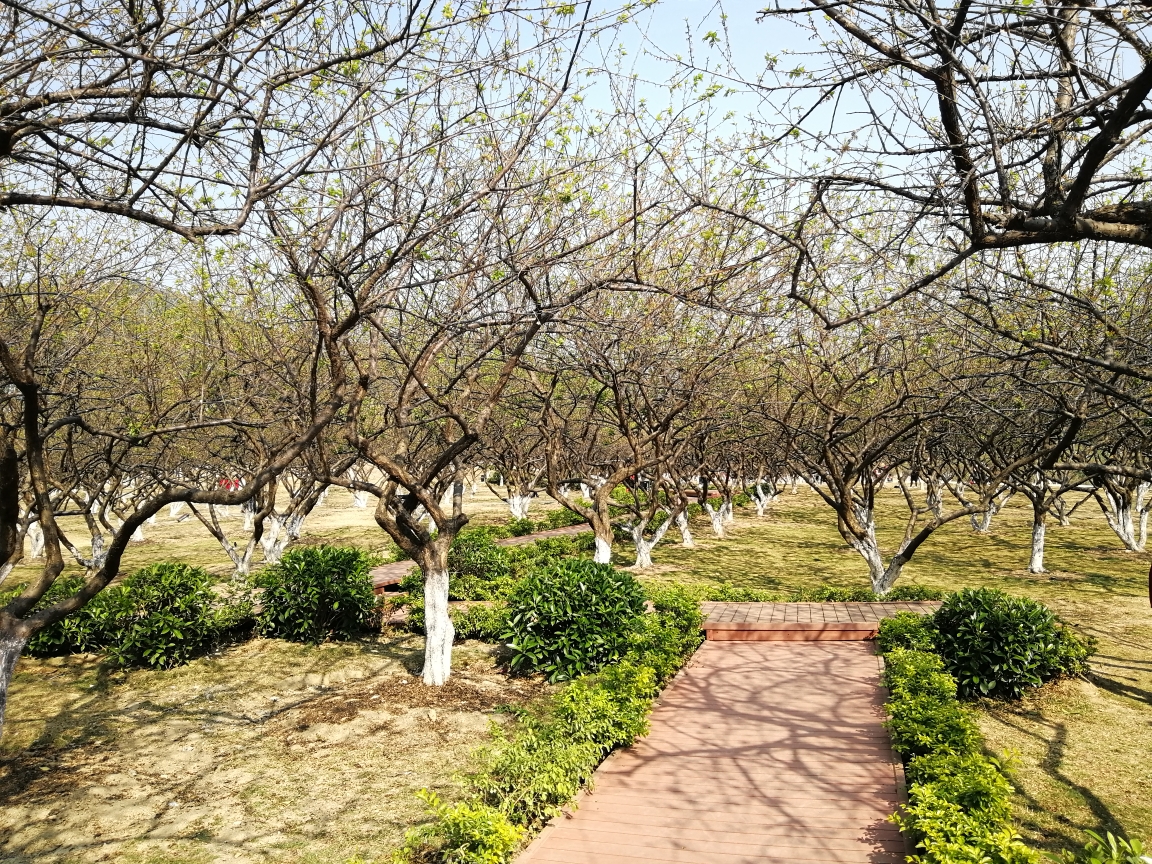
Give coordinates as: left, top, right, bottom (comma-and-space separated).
3, 0, 1152, 737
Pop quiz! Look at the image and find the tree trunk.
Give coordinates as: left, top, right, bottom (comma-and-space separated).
630, 514, 672, 569
843, 503, 903, 594
0, 627, 30, 741
27, 522, 44, 559
1099, 490, 1144, 552
593, 533, 612, 564
421, 543, 454, 686
1029, 509, 1046, 574
702, 501, 725, 538
168, 502, 186, 518
0, 436, 21, 566
675, 509, 694, 548
507, 494, 532, 519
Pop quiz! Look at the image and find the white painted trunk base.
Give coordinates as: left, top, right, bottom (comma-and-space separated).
1029, 518, 1046, 573
507, 495, 532, 520
422, 568, 454, 686
675, 510, 694, 548
593, 535, 612, 564
0, 631, 29, 739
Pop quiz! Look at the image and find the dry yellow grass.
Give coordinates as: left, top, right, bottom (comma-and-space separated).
2, 484, 1149, 860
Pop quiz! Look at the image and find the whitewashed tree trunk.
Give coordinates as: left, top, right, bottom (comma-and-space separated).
168, 502, 185, 518
0, 631, 30, 740
1099, 489, 1145, 552
351, 489, 369, 508
1029, 513, 1046, 574
751, 484, 777, 517
970, 490, 1013, 533
130, 524, 146, 542
790, 476, 800, 494
703, 501, 725, 538
675, 510, 694, 548
630, 514, 673, 569
260, 516, 287, 563
721, 497, 735, 525
422, 566, 453, 686
845, 503, 903, 594
89, 533, 107, 567
507, 494, 532, 519
27, 522, 44, 559
593, 534, 612, 564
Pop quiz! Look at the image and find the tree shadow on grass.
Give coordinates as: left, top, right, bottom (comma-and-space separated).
987, 710, 1127, 853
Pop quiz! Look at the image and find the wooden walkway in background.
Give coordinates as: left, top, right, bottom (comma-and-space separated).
518, 641, 907, 864
702, 601, 941, 641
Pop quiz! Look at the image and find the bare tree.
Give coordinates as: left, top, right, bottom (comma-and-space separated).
0, 0, 587, 237
735, 0, 1152, 330
0, 218, 353, 737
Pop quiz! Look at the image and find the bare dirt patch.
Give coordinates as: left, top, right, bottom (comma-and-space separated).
0, 634, 549, 864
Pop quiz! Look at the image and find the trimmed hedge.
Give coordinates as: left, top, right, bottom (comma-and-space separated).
395, 585, 703, 863
878, 604, 1129, 864
882, 646, 1038, 864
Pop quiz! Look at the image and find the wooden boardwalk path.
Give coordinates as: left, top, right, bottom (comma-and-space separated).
518, 640, 907, 864
702, 601, 940, 641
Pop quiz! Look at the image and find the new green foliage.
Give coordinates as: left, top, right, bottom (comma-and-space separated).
882, 647, 1037, 864
505, 560, 646, 682
254, 545, 381, 643
398, 791, 523, 864
1049, 831, 1150, 864
933, 588, 1092, 699
877, 610, 938, 654
15, 563, 244, 669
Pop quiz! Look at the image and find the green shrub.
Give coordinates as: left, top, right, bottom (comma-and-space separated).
933, 588, 1092, 699
106, 563, 239, 668
16, 576, 125, 656
895, 782, 1039, 864
1050, 831, 1150, 864
448, 530, 514, 601
507, 518, 534, 537
506, 560, 645, 682
540, 507, 586, 529
505, 536, 579, 578
451, 603, 510, 642
880, 640, 1041, 864
396, 790, 523, 864
254, 545, 381, 643
878, 611, 938, 654
884, 648, 983, 781
887, 585, 948, 601
698, 584, 782, 602
17, 564, 242, 669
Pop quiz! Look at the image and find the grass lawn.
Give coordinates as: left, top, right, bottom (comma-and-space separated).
638, 487, 1152, 854
1, 484, 1148, 861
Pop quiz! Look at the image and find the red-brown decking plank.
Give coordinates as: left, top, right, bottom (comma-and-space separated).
517, 641, 906, 864
699, 601, 939, 640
